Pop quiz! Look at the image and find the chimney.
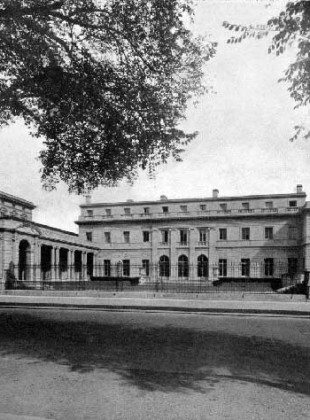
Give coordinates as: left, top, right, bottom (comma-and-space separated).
85, 195, 91, 204
212, 189, 219, 198
160, 195, 168, 201
296, 184, 303, 194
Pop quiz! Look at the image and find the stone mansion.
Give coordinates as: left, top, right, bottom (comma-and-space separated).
1, 184, 309, 287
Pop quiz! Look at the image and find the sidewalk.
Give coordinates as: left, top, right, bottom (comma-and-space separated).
0, 291, 309, 316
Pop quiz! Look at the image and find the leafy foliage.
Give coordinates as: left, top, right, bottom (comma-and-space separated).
0, 0, 215, 193
223, 1, 310, 141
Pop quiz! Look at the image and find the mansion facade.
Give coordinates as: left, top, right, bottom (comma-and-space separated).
1, 184, 310, 288
76, 185, 310, 282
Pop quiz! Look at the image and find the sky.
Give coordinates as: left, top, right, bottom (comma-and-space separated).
0, 0, 309, 232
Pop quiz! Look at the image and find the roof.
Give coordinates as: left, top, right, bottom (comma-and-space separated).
80, 192, 307, 208
0, 190, 36, 209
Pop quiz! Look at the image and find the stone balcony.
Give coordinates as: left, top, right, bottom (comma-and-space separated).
77, 206, 302, 223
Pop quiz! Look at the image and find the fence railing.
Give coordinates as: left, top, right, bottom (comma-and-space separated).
3, 263, 308, 295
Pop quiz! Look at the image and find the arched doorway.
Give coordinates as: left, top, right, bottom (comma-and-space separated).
18, 240, 31, 280
197, 255, 208, 278
159, 255, 170, 277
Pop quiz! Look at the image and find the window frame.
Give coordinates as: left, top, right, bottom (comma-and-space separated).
219, 228, 227, 240
265, 227, 274, 240
241, 227, 250, 241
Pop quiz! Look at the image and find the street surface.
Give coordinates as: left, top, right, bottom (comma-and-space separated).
0, 308, 309, 420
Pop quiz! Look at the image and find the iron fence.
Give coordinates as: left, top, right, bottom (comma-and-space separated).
3, 262, 308, 295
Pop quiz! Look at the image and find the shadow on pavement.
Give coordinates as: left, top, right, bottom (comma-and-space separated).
0, 311, 309, 396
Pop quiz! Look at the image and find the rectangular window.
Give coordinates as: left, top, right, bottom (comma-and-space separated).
242, 202, 249, 210
200, 204, 206, 211
162, 206, 169, 214
123, 231, 130, 243
288, 226, 297, 240
220, 203, 227, 211
142, 259, 150, 276
180, 229, 188, 244
143, 231, 150, 242
264, 258, 274, 276
104, 232, 111, 243
105, 209, 112, 217
104, 260, 111, 276
219, 228, 227, 240
86, 209, 93, 217
123, 260, 130, 276
162, 230, 169, 244
265, 227, 273, 240
242, 227, 250, 240
288, 258, 298, 276
86, 232, 92, 242
180, 205, 188, 213
144, 207, 150, 215
265, 201, 273, 209
124, 208, 131, 215
199, 229, 207, 243
289, 200, 297, 207
241, 259, 250, 277
219, 259, 227, 277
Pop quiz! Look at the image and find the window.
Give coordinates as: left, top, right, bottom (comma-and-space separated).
200, 204, 206, 211
104, 232, 111, 243
86, 209, 93, 217
123, 260, 130, 276
242, 227, 250, 240
161, 230, 169, 244
106, 209, 112, 217
159, 255, 170, 277
219, 228, 227, 240
197, 255, 208, 277
219, 259, 227, 277
86, 232, 92, 242
180, 205, 188, 213
142, 259, 150, 276
104, 260, 111, 276
265, 201, 273, 209
220, 203, 227, 211
199, 229, 207, 243
288, 258, 298, 276
144, 207, 150, 215
124, 207, 131, 215
180, 229, 188, 244
162, 206, 169, 214
289, 200, 297, 207
265, 227, 273, 240
178, 255, 189, 277
288, 226, 297, 240
264, 258, 274, 276
242, 202, 249, 210
143, 231, 150, 242
241, 259, 250, 277
123, 231, 130, 243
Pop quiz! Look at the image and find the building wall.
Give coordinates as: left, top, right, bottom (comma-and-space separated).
77, 189, 306, 281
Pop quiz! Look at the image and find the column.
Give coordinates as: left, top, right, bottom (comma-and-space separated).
170, 228, 178, 281
51, 246, 56, 280
151, 228, 158, 281
189, 228, 196, 281
208, 227, 218, 281
82, 252, 87, 280
68, 249, 72, 280
55, 247, 60, 281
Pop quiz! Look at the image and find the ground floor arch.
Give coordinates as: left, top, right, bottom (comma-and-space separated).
18, 239, 31, 280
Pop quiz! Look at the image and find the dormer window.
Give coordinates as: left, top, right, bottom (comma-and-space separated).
86, 210, 93, 217
180, 205, 187, 213
124, 207, 131, 215
242, 202, 249, 210
220, 203, 227, 211
106, 209, 112, 217
289, 200, 297, 207
162, 206, 169, 214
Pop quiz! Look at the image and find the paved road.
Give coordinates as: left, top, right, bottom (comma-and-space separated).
0, 308, 309, 420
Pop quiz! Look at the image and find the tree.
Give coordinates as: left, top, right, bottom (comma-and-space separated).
223, 1, 310, 142
0, 0, 215, 193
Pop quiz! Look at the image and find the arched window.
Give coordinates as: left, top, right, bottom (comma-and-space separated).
178, 255, 189, 278
197, 255, 208, 278
159, 255, 170, 277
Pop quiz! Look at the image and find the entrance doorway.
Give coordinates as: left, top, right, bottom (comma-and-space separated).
18, 240, 31, 280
